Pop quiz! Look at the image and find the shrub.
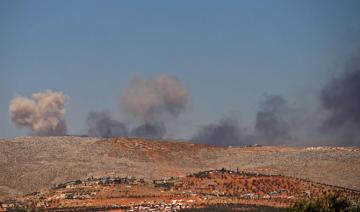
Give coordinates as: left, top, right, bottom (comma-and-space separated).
288, 194, 352, 212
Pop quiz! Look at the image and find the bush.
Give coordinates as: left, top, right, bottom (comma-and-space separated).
288, 199, 323, 212
288, 194, 352, 212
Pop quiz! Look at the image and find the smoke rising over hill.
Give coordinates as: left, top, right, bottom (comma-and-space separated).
320, 57, 360, 145
86, 74, 189, 139
192, 117, 250, 146
255, 95, 292, 145
120, 74, 188, 122
193, 52, 360, 147
192, 95, 292, 146
8, 60, 360, 146
130, 121, 166, 140
9, 90, 68, 136
86, 111, 128, 138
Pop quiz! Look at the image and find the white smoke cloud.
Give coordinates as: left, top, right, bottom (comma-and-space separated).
9, 90, 68, 136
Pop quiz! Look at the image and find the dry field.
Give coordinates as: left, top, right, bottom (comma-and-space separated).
0, 136, 359, 198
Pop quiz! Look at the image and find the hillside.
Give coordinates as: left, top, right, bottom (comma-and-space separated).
0, 136, 359, 198
3, 169, 360, 211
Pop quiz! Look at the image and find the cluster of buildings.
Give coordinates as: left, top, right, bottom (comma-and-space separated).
304, 146, 359, 152
0, 200, 25, 211
190, 168, 285, 179
128, 199, 196, 212
52, 176, 146, 190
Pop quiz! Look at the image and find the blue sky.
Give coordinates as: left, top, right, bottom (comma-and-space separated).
1, 0, 360, 138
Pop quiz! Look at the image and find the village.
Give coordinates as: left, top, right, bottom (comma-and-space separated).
1, 168, 360, 211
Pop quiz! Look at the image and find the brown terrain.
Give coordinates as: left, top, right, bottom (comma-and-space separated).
2, 169, 360, 211
0, 136, 360, 211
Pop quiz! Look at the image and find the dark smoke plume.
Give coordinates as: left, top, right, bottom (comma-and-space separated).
86, 111, 128, 138
255, 94, 292, 144
9, 90, 68, 136
320, 57, 360, 145
130, 121, 166, 140
192, 94, 293, 146
192, 118, 251, 146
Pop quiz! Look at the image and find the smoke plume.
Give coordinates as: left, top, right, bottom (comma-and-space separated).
86, 111, 128, 138
192, 117, 251, 146
118, 74, 189, 139
9, 90, 68, 136
120, 74, 188, 122
320, 57, 360, 145
130, 121, 166, 140
255, 94, 292, 144
192, 95, 293, 146
85, 74, 189, 139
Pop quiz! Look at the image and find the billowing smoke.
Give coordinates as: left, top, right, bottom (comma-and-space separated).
320, 58, 360, 145
255, 95, 292, 144
192, 95, 293, 146
86, 111, 128, 138
9, 90, 68, 136
119, 74, 189, 139
130, 121, 166, 140
120, 74, 188, 122
85, 74, 189, 139
192, 117, 251, 146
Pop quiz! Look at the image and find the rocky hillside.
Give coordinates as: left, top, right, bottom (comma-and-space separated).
0, 136, 359, 197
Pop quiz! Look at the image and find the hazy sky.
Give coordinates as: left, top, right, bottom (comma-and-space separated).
1, 0, 360, 138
